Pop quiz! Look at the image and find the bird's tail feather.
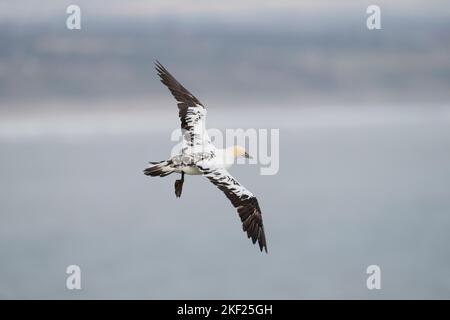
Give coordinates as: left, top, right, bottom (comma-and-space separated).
143, 160, 175, 177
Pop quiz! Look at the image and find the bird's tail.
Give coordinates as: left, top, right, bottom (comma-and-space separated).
143, 160, 175, 177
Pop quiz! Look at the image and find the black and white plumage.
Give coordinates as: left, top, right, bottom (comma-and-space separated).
144, 61, 268, 253
155, 61, 210, 151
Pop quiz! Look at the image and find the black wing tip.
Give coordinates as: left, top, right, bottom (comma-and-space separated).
155, 60, 169, 76
245, 224, 268, 254
258, 237, 268, 253
154, 59, 162, 67
247, 231, 268, 254
153, 60, 204, 107
239, 205, 267, 254
259, 232, 268, 254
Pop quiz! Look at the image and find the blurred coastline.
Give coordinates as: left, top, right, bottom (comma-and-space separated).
1, 0, 450, 113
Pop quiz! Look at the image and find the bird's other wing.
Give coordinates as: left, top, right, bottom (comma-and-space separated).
199, 167, 268, 253
155, 61, 210, 149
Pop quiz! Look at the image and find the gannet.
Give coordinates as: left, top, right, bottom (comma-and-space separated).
144, 61, 268, 253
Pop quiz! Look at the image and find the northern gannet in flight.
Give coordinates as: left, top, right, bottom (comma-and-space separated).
144, 61, 267, 253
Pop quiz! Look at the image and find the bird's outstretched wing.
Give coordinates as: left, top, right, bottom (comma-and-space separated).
200, 167, 268, 253
155, 61, 210, 149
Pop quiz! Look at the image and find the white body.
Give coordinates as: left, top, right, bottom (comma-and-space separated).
179, 147, 235, 175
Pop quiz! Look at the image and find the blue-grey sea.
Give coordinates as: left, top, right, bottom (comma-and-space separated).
1, 106, 449, 299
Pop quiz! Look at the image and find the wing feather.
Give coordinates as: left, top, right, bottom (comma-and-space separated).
202, 168, 268, 253
155, 61, 210, 148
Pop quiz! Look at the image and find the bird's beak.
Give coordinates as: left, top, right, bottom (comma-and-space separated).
244, 152, 253, 159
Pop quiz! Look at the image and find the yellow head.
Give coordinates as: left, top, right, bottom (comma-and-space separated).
230, 145, 252, 159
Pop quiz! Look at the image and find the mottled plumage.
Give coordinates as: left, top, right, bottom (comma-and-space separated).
145, 61, 268, 253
